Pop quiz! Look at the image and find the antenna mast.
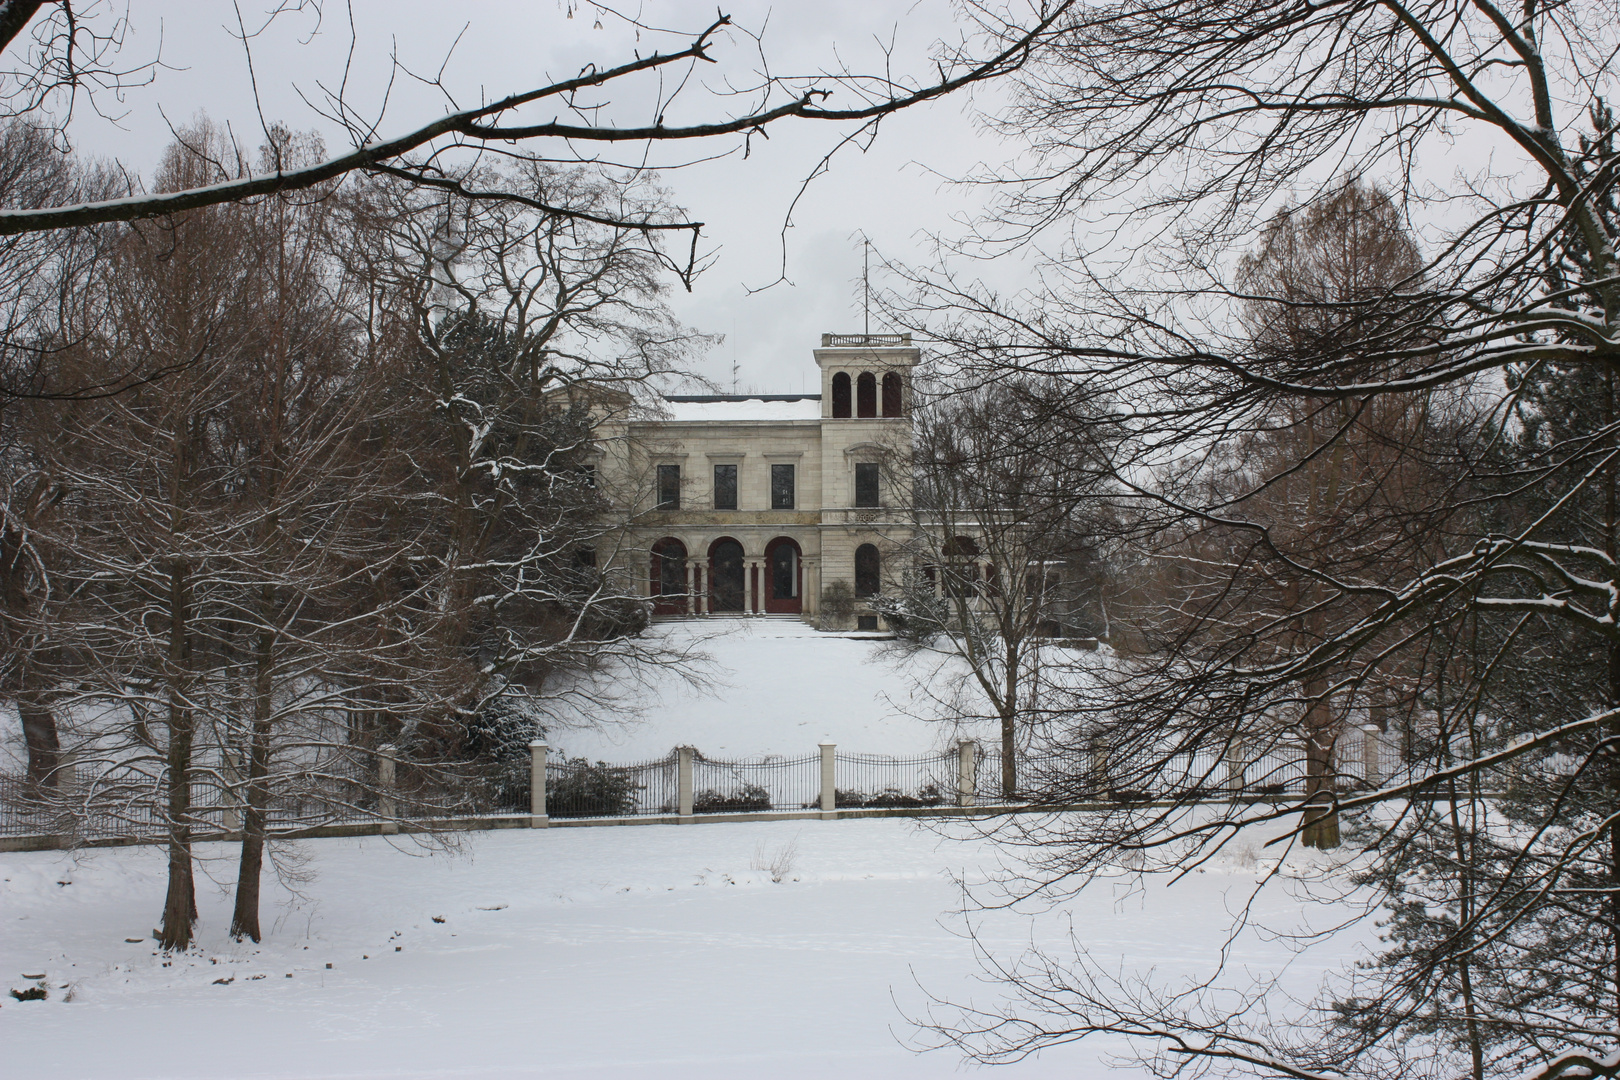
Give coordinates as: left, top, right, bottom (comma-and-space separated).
863, 238, 871, 337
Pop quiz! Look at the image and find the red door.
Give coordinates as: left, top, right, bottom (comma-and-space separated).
764, 537, 802, 614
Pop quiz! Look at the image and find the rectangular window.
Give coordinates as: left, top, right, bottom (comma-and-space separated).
713, 464, 738, 510
854, 462, 880, 507
578, 463, 596, 489
770, 463, 795, 510
656, 464, 681, 509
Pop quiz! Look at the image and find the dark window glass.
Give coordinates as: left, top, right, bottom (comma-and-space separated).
945, 565, 976, 599
652, 538, 686, 595
856, 615, 879, 631
831, 372, 851, 418
710, 539, 745, 611
882, 372, 903, 417
574, 546, 597, 569
713, 464, 738, 510
854, 463, 880, 507
771, 542, 798, 598
856, 372, 877, 417
657, 464, 681, 509
771, 464, 795, 510
578, 463, 597, 488
855, 543, 881, 597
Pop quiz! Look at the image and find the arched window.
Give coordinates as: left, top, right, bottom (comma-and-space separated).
650, 537, 688, 615
855, 543, 881, 598
831, 372, 851, 418
881, 372, 903, 417
856, 372, 877, 418
708, 537, 746, 612
942, 536, 980, 599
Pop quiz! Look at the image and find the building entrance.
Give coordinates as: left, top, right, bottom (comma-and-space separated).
709, 538, 745, 612
764, 537, 802, 614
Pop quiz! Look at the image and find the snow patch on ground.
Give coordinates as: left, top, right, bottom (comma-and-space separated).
2, 818, 1367, 1079
548, 618, 1001, 761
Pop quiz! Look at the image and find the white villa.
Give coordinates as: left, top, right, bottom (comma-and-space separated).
589, 333, 921, 629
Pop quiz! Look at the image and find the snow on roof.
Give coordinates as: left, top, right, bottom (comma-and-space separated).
657, 394, 822, 422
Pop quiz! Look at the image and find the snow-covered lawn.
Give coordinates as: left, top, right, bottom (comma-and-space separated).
2, 818, 1363, 1079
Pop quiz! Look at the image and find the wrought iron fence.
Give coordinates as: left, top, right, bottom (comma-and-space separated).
545, 751, 678, 818
0, 727, 1472, 843
833, 750, 954, 809
691, 751, 819, 813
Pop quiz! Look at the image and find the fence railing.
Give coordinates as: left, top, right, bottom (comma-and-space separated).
0, 727, 1447, 844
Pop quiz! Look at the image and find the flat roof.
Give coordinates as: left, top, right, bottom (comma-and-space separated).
664, 394, 821, 403
658, 395, 823, 422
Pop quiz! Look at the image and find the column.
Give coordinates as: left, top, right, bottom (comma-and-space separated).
378, 743, 399, 835
1360, 725, 1381, 786
748, 560, 761, 613
677, 745, 694, 819
1224, 736, 1247, 793
529, 741, 549, 827
221, 748, 243, 834
685, 561, 696, 615
819, 742, 836, 818
957, 739, 977, 808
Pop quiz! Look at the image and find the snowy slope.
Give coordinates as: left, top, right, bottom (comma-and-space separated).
1, 818, 1365, 1080
548, 617, 1001, 761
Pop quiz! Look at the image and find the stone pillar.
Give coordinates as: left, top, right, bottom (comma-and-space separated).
696, 564, 707, 615
748, 560, 761, 613
1088, 732, 1108, 798
957, 739, 977, 808
1360, 725, 1381, 786
685, 561, 696, 615
804, 559, 819, 617
1224, 736, 1247, 794
677, 745, 694, 819
819, 742, 836, 818
529, 741, 549, 827
221, 748, 243, 834
378, 744, 399, 834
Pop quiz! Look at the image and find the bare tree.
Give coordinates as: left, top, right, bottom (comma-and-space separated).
0, 2, 1075, 255
898, 0, 1620, 1075
883, 377, 1117, 797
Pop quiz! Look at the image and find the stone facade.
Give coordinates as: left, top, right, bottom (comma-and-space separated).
590, 334, 919, 629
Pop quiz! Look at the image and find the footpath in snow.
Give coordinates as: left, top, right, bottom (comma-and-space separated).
2, 818, 1361, 1080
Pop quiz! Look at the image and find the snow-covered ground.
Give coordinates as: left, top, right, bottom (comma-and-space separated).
549, 618, 1006, 761
2, 818, 1365, 1080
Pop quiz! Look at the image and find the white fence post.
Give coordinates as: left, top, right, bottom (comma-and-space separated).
677, 745, 694, 819
1089, 732, 1109, 797
378, 744, 399, 835
529, 741, 549, 828
957, 740, 977, 808
819, 742, 836, 818
1361, 725, 1381, 786
221, 748, 243, 834
1224, 736, 1247, 794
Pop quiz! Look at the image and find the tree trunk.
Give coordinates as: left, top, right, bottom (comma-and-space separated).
157, 559, 196, 952
230, 619, 276, 942
1001, 709, 1017, 799
1300, 678, 1339, 849
17, 686, 60, 787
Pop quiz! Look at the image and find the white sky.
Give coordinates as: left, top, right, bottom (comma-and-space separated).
26, 1, 1025, 394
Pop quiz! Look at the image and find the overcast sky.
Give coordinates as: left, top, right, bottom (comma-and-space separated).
32, 1, 1026, 394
